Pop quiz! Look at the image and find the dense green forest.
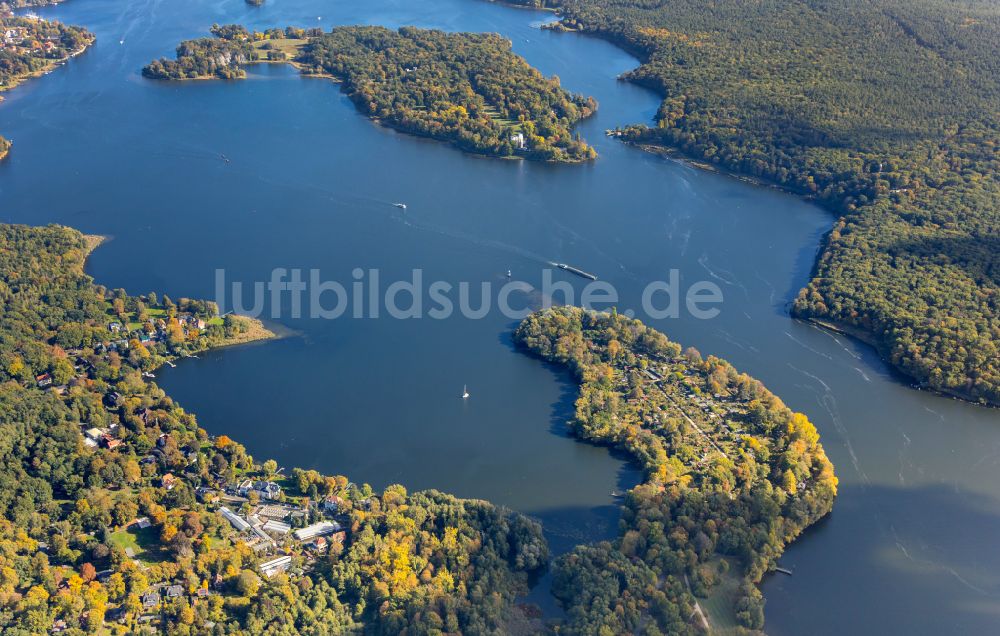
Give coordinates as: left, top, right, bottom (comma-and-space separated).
143, 24, 597, 162
516, 307, 837, 634
500, 0, 1000, 405
0, 223, 547, 634
140, 24, 257, 80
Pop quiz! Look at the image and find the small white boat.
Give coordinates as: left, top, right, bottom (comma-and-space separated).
393, 203, 407, 210
462, 384, 469, 399
506, 269, 512, 278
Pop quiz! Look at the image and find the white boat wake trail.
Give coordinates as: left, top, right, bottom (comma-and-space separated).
787, 362, 869, 486
698, 253, 749, 298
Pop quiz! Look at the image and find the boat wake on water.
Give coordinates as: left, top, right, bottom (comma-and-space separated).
395, 215, 555, 267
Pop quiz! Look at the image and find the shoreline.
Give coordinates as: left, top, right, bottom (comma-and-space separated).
82, 232, 106, 257
500, 2, 998, 409
204, 315, 279, 350
620, 124, 998, 411
81, 230, 280, 357
486, 0, 558, 12
0, 30, 96, 159
0, 37, 95, 95
514, 306, 838, 632
626, 141, 995, 409
144, 29, 598, 164
805, 316, 994, 408
161, 66, 597, 164
627, 140, 813, 199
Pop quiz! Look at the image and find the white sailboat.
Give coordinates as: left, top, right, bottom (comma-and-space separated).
462, 384, 470, 399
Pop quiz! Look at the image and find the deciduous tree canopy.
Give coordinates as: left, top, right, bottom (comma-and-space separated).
143, 24, 598, 162
508, 0, 1000, 404
516, 306, 837, 633
0, 223, 547, 633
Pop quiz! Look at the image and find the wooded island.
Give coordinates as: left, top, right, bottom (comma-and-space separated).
143, 24, 598, 163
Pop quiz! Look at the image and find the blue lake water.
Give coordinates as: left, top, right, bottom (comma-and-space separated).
2, 0, 999, 632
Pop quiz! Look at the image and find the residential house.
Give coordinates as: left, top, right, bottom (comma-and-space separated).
322, 495, 346, 514
141, 590, 160, 609
236, 479, 254, 496
254, 481, 282, 500
35, 373, 52, 388
3, 28, 26, 45
160, 473, 176, 490
104, 391, 123, 408
196, 487, 220, 504
101, 434, 122, 450
309, 536, 328, 554
165, 585, 184, 601
180, 315, 207, 330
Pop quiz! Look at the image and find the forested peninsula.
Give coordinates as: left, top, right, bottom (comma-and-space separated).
0, 223, 548, 634
516, 306, 837, 634
500, 0, 1000, 406
0, 14, 94, 159
143, 24, 597, 162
